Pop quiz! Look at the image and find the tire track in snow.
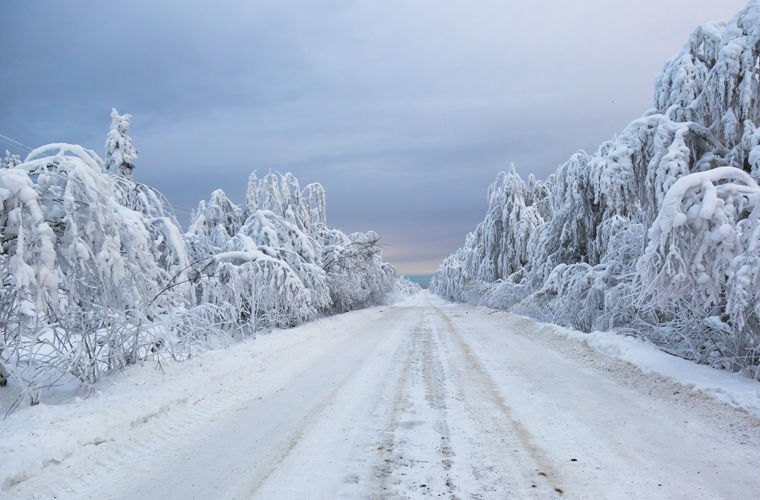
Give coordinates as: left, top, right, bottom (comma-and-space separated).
420, 315, 458, 496
245, 314, 398, 497
370, 315, 418, 497
371, 312, 461, 498
435, 307, 565, 497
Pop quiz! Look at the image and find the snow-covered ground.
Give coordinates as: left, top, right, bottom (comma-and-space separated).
2, 292, 759, 499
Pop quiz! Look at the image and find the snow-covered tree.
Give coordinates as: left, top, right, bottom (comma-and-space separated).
1, 150, 21, 169
245, 171, 259, 218
0, 144, 185, 390
183, 169, 408, 334
432, 2, 760, 378
0, 113, 412, 403
636, 167, 760, 374
105, 108, 138, 176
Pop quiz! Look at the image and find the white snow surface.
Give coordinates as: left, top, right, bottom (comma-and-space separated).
2, 292, 759, 499
532, 320, 760, 418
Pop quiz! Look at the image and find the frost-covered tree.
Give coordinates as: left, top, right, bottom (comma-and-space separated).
0, 144, 186, 391
184, 169, 409, 333
105, 108, 138, 176
245, 171, 259, 218
0, 113, 413, 404
323, 230, 393, 312
636, 167, 760, 374
432, 2, 760, 378
1, 150, 21, 169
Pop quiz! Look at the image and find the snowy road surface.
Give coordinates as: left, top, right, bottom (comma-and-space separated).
3, 292, 760, 499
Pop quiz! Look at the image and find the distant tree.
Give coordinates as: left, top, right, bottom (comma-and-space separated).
1, 150, 21, 169
105, 108, 138, 176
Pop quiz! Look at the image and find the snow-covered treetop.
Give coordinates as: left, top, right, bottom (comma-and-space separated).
656, 1, 760, 148
105, 108, 138, 176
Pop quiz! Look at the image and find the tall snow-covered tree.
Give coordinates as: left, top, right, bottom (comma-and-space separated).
0, 144, 188, 389
105, 108, 138, 176
636, 167, 760, 373
432, 2, 760, 378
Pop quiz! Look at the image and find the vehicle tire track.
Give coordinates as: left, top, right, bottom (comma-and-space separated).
370, 315, 418, 498
435, 306, 565, 497
421, 315, 458, 497
370, 311, 462, 499
246, 310, 421, 497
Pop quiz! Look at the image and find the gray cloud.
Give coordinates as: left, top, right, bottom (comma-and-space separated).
1, 0, 748, 273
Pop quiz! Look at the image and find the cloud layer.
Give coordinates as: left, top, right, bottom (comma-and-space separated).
0, 0, 747, 273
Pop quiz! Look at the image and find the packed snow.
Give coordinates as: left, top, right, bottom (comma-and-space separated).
1, 293, 758, 499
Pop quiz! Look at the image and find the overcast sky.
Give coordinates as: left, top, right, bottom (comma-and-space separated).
0, 0, 749, 273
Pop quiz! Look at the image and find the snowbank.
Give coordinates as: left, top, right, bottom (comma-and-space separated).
540, 321, 760, 417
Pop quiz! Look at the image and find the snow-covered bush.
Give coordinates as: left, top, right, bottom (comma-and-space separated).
635, 167, 760, 375
0, 143, 181, 392
432, 2, 760, 378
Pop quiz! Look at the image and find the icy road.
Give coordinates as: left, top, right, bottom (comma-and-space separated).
3, 292, 760, 499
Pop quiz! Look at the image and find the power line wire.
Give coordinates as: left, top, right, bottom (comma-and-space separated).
0, 133, 33, 153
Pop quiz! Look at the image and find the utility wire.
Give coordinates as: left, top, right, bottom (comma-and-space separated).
0, 133, 34, 153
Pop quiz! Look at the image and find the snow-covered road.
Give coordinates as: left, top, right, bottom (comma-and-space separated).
3, 292, 760, 499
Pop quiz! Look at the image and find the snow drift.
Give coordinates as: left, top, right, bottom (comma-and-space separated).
432, 2, 760, 379
0, 109, 416, 405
